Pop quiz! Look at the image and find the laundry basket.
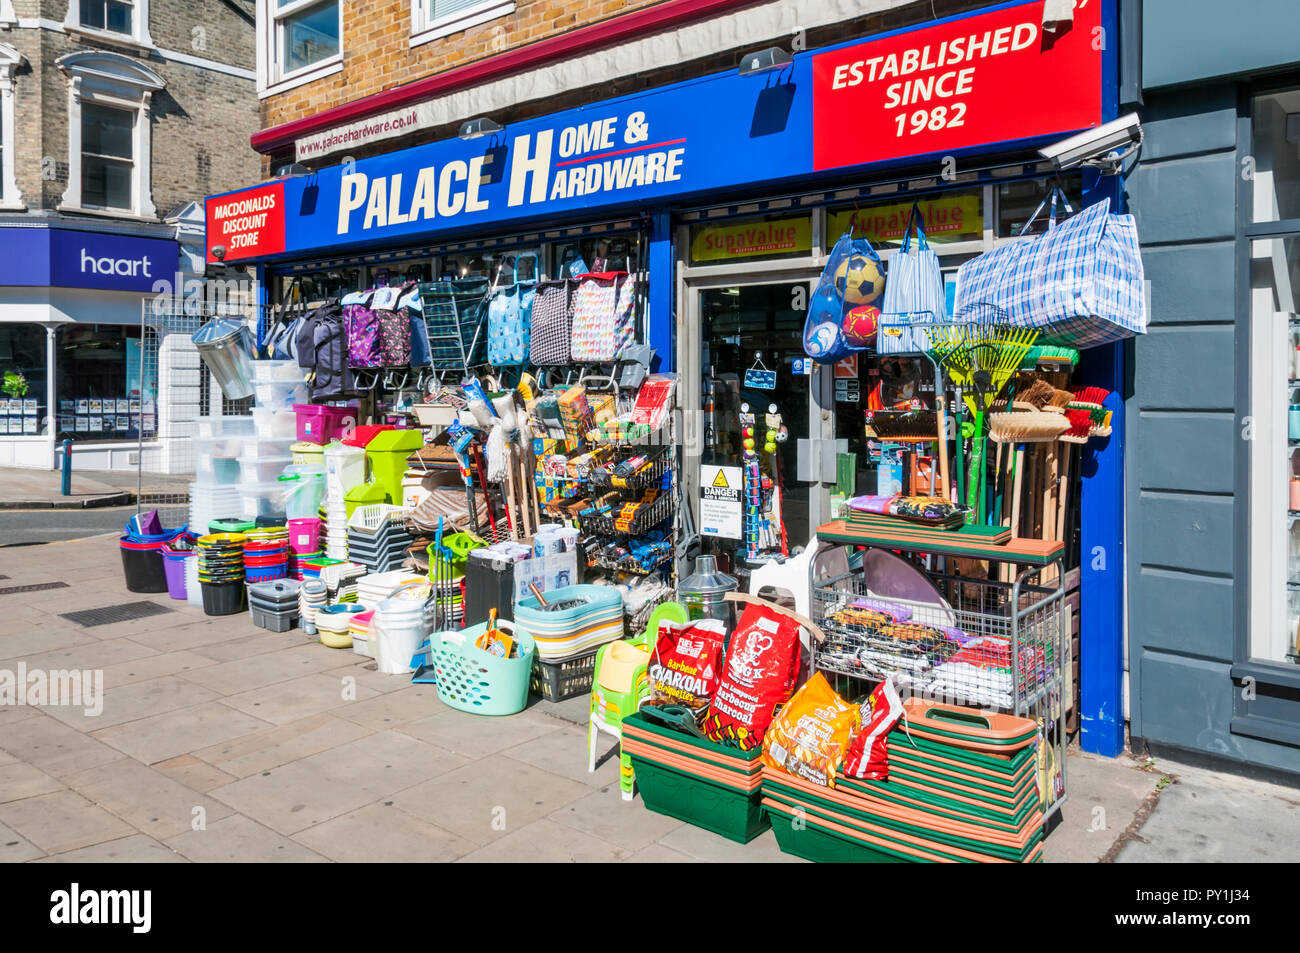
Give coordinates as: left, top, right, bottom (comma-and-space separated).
429, 619, 535, 716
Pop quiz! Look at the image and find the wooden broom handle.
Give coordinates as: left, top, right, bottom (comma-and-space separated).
724, 591, 826, 643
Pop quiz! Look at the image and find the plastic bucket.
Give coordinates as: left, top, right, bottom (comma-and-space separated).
200, 580, 246, 616
372, 600, 428, 675
120, 540, 169, 593
160, 545, 194, 601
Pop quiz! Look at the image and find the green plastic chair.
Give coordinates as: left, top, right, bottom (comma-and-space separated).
588, 600, 688, 799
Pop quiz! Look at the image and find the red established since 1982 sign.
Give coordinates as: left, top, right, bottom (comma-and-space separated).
812, 0, 1103, 172
205, 182, 286, 263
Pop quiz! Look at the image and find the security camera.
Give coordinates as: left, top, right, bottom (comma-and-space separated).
1038, 113, 1142, 174
211, 244, 227, 261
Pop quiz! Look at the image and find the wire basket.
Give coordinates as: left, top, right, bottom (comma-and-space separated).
588, 447, 672, 490
577, 490, 673, 537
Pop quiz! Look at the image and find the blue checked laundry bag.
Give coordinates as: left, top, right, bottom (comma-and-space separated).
487, 253, 538, 367
955, 189, 1146, 348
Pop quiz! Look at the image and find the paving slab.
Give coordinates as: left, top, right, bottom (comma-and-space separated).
292, 802, 476, 862
62, 758, 235, 840
0, 711, 124, 778
151, 754, 238, 794
395, 704, 561, 760
549, 784, 686, 851
1042, 750, 1161, 863
0, 761, 66, 803
36, 834, 187, 863
0, 790, 136, 854
166, 814, 330, 863
0, 819, 44, 862
389, 758, 590, 847
90, 702, 276, 765
457, 817, 630, 863
192, 712, 374, 779
0, 466, 132, 509
220, 671, 383, 726
1116, 757, 1300, 863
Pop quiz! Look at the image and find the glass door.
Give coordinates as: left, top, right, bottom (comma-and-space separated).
692, 281, 819, 580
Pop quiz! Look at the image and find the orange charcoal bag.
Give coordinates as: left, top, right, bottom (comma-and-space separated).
702, 603, 802, 750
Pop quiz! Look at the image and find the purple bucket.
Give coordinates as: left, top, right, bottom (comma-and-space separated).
160, 544, 194, 601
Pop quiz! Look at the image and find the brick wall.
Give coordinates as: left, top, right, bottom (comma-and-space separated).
2, 0, 260, 215
262, 0, 665, 129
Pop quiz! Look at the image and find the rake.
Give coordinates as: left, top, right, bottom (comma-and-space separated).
924, 308, 1038, 525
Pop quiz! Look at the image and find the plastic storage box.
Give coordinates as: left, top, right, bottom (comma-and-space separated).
239, 456, 293, 483
251, 359, 306, 382
196, 415, 254, 439
252, 379, 308, 408
251, 407, 298, 440
294, 403, 358, 445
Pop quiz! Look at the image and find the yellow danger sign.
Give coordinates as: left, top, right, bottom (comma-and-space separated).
711, 469, 730, 489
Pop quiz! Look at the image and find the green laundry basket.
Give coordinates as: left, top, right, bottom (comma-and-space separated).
429, 619, 535, 716
365, 429, 425, 505
209, 518, 255, 534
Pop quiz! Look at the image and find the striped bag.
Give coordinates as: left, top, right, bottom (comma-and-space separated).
879, 203, 949, 354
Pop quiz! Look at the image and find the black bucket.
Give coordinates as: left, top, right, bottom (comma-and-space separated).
120, 541, 169, 593
200, 580, 246, 616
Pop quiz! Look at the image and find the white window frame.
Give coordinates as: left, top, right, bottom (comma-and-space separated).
57, 51, 164, 220
257, 0, 343, 98
63, 0, 156, 52
0, 1, 16, 27
0, 42, 23, 211
410, 0, 515, 48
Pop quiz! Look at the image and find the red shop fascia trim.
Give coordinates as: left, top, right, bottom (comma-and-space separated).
251, 0, 765, 155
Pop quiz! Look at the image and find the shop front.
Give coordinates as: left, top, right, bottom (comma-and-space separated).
0, 223, 179, 470
207, 0, 1126, 759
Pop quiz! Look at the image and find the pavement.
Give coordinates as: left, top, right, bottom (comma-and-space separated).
0, 466, 133, 510
0, 531, 1294, 863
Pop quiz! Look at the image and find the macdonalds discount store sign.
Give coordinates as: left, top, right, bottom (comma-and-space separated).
812, 0, 1103, 171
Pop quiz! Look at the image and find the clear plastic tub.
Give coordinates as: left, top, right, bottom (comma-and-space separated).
252, 407, 299, 440
193, 434, 245, 457
251, 360, 307, 382
239, 455, 294, 483
238, 481, 289, 521
196, 415, 255, 439
281, 472, 326, 519
240, 436, 297, 460
252, 379, 309, 409
195, 451, 241, 485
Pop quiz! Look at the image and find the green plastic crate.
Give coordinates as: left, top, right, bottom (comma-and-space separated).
766, 807, 905, 863
628, 755, 768, 844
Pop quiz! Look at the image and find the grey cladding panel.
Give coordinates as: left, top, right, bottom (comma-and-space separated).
1127, 152, 1237, 245
1132, 567, 1235, 661
1139, 242, 1235, 326
1136, 491, 1234, 577
1134, 325, 1235, 409
1135, 412, 1235, 493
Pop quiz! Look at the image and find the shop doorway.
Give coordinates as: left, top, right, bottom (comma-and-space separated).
686, 279, 830, 581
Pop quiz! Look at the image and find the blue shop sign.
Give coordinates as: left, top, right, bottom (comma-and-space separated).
0, 227, 178, 293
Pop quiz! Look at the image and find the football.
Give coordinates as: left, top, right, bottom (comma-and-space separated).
834, 253, 885, 305
842, 304, 881, 347
804, 321, 843, 359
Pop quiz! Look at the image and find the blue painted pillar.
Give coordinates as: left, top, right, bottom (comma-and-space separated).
646, 209, 674, 373
1078, 170, 1126, 757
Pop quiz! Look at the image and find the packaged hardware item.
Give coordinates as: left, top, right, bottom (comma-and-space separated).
701, 603, 802, 750
842, 676, 905, 781
647, 618, 726, 722
761, 672, 861, 788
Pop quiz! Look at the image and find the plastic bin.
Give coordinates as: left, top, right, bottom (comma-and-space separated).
251, 408, 298, 440
239, 436, 296, 459
239, 455, 293, 483
120, 539, 169, 593
238, 481, 289, 522
344, 481, 388, 519
294, 403, 358, 445
195, 451, 241, 485
365, 429, 425, 505
530, 649, 597, 702
288, 517, 321, 554
200, 580, 246, 616
291, 442, 326, 467
280, 472, 325, 520
196, 415, 255, 439
252, 379, 308, 409
251, 359, 306, 382
160, 543, 194, 600
324, 441, 367, 494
